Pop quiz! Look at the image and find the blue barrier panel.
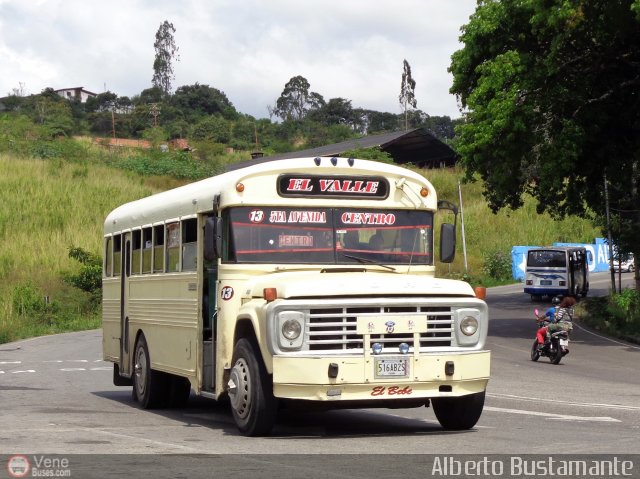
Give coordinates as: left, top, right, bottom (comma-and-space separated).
511, 238, 610, 280
511, 245, 540, 281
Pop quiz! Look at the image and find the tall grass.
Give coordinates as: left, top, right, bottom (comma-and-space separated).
0, 153, 160, 342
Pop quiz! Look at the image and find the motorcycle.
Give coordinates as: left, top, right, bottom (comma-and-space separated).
530, 308, 570, 365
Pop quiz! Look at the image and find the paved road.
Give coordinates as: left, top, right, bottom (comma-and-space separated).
0, 272, 638, 476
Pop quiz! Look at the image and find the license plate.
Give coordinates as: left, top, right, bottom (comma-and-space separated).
559, 338, 569, 346
375, 358, 409, 378
540, 280, 552, 285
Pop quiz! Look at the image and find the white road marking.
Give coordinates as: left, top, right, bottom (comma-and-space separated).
89, 367, 112, 371
12, 370, 35, 374
60, 368, 87, 372
0, 361, 21, 364
488, 392, 640, 411
484, 406, 620, 422
572, 322, 640, 349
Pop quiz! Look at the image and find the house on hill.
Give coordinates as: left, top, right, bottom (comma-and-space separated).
54, 87, 97, 103
227, 128, 458, 171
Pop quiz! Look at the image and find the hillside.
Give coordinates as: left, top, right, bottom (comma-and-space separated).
0, 151, 601, 343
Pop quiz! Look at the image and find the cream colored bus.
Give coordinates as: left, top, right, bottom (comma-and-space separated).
102, 156, 490, 436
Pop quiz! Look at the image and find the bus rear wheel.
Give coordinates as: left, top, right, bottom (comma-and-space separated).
132, 334, 168, 409
432, 391, 485, 430
228, 338, 277, 436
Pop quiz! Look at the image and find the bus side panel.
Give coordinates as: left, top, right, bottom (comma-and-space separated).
102, 278, 121, 362
127, 274, 199, 378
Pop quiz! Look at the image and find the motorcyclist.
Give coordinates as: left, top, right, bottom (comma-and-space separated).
535, 296, 561, 347
536, 296, 575, 350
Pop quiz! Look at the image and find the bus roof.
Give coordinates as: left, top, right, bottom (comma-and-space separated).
528, 246, 587, 252
104, 157, 437, 234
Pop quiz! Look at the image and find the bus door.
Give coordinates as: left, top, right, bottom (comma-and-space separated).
119, 232, 132, 376
203, 215, 220, 392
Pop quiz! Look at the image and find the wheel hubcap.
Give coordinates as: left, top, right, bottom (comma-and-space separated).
228, 358, 251, 419
134, 347, 147, 397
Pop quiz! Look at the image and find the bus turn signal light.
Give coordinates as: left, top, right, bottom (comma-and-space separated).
263, 288, 277, 302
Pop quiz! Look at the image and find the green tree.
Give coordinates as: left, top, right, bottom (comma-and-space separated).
171, 83, 237, 121
399, 59, 417, 130
152, 21, 180, 95
274, 76, 324, 121
449, 0, 640, 289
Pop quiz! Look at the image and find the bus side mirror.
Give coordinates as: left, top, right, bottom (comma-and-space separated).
204, 217, 223, 261
440, 223, 456, 263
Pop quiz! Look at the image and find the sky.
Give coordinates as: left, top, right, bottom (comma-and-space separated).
0, 0, 477, 120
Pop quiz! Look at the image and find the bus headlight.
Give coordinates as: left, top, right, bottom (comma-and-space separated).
277, 311, 305, 350
460, 316, 478, 336
282, 319, 302, 340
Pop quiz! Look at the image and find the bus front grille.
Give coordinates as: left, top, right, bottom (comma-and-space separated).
307, 305, 453, 351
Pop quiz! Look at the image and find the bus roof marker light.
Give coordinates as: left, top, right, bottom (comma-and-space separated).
420, 187, 429, 197
314, 157, 321, 166
263, 288, 277, 302
347, 158, 354, 167
236, 183, 245, 193
330, 157, 338, 166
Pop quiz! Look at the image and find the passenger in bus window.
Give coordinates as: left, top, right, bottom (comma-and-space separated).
343, 230, 359, 249
368, 233, 384, 251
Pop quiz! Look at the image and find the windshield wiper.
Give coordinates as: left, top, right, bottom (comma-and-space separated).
342, 254, 396, 271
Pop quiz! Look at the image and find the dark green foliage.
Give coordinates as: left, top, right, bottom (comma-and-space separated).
449, 0, 640, 265
274, 76, 325, 121
65, 246, 102, 294
107, 150, 217, 179
581, 290, 640, 342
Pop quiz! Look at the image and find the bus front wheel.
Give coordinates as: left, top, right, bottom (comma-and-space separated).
228, 338, 277, 436
432, 391, 485, 430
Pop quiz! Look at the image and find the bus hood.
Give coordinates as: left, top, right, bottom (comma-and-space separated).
244, 270, 477, 299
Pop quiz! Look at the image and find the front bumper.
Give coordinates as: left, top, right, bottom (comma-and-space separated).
272, 350, 490, 401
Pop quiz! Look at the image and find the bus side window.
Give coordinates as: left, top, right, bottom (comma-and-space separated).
153, 225, 164, 272
131, 230, 142, 275
113, 234, 122, 277
142, 227, 152, 274
104, 237, 112, 277
166, 222, 180, 272
182, 218, 197, 271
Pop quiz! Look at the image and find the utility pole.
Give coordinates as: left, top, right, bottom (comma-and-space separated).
458, 181, 468, 272
604, 173, 616, 292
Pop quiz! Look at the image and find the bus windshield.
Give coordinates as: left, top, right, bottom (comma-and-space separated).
527, 250, 567, 268
226, 206, 433, 265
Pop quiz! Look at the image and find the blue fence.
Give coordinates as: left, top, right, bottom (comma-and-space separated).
511, 238, 611, 281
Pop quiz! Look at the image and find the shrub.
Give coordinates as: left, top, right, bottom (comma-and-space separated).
64, 246, 102, 296
482, 249, 512, 281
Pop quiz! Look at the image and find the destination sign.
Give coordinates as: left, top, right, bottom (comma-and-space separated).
277, 174, 389, 199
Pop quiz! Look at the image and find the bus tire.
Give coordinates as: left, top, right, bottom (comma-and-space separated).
432, 391, 485, 430
228, 338, 277, 436
132, 334, 168, 409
